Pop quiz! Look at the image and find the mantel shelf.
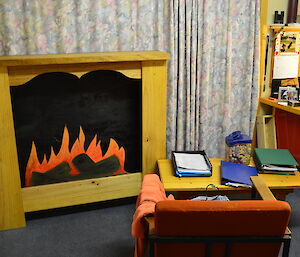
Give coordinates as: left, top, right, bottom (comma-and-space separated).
0, 51, 170, 66
259, 98, 300, 116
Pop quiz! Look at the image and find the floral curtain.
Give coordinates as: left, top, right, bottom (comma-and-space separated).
167, 0, 260, 157
0, 0, 260, 158
0, 0, 169, 54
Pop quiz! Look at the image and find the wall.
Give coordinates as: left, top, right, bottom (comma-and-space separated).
267, 0, 289, 25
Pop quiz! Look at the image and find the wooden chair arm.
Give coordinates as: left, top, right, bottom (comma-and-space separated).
250, 176, 291, 235
250, 176, 276, 200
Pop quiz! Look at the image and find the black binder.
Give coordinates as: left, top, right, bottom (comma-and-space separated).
171, 150, 212, 177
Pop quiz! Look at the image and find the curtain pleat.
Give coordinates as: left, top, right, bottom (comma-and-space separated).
166, 0, 178, 154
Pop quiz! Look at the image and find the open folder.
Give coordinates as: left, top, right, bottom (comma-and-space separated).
172, 151, 212, 177
221, 160, 258, 188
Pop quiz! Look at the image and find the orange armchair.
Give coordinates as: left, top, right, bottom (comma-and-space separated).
143, 176, 291, 257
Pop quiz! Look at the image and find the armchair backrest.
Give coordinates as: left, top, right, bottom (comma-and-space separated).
153, 200, 291, 257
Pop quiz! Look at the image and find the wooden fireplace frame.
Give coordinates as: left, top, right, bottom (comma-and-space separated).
0, 51, 169, 230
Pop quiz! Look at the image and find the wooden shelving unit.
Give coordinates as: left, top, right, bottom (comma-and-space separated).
260, 25, 300, 106
259, 97, 300, 116
270, 25, 300, 32
257, 25, 300, 157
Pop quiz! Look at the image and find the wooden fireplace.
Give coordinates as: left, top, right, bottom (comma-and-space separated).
0, 51, 169, 230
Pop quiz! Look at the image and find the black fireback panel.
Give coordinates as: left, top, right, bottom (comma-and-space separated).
10, 70, 142, 187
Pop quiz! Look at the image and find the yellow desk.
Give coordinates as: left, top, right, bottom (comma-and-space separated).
158, 159, 300, 200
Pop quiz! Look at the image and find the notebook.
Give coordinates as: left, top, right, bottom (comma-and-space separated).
221, 160, 258, 188
254, 148, 298, 174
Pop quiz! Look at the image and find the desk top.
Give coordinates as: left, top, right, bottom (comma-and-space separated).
158, 159, 300, 191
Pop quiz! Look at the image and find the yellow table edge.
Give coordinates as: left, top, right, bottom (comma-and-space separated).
158, 159, 300, 192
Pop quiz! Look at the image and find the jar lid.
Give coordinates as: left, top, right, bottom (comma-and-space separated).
226, 131, 252, 147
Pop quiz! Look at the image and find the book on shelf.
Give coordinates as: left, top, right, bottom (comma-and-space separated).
254, 148, 298, 175
172, 151, 212, 177
221, 160, 258, 188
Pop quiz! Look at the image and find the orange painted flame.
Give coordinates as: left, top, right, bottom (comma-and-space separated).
25, 126, 126, 187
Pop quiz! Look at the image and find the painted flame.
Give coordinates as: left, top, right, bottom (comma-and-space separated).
25, 126, 126, 186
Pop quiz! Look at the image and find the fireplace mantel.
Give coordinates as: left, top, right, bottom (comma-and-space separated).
0, 51, 170, 230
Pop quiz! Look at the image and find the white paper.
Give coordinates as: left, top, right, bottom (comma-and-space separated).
173, 153, 209, 171
225, 182, 252, 188
273, 54, 299, 79
278, 101, 288, 106
262, 164, 297, 172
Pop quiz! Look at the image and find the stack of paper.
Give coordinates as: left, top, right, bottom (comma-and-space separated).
254, 148, 298, 175
172, 151, 212, 177
273, 55, 299, 79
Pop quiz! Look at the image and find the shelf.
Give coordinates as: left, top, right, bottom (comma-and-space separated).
260, 98, 300, 116
271, 25, 300, 32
